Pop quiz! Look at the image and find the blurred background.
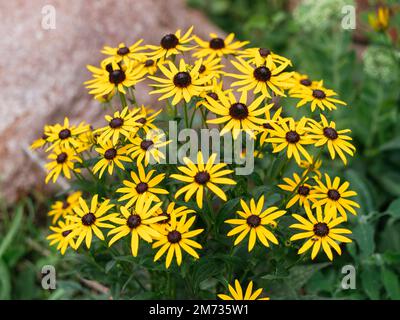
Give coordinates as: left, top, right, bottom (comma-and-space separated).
0, 0, 399, 299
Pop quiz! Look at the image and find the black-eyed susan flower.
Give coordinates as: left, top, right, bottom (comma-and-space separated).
132, 106, 162, 134
46, 219, 76, 255
310, 174, 360, 219
95, 107, 141, 145
290, 206, 352, 261
45, 147, 82, 183
92, 141, 132, 178
127, 131, 171, 167
85, 60, 146, 99
101, 40, 147, 64
116, 164, 168, 208
225, 196, 285, 251
278, 173, 315, 209
196, 79, 230, 108
66, 195, 115, 249
152, 214, 203, 268
149, 58, 212, 105
195, 56, 223, 81
108, 197, 165, 256
46, 117, 90, 151
138, 57, 159, 76
147, 26, 195, 60
205, 91, 269, 139
152, 202, 195, 233
48, 191, 82, 224
288, 72, 320, 94
291, 82, 347, 112
226, 57, 293, 98
369, 6, 390, 32
266, 117, 314, 164
238, 47, 292, 68
170, 152, 236, 208
193, 33, 248, 59
299, 157, 322, 179
258, 104, 282, 146
30, 126, 50, 150
307, 114, 355, 165
218, 280, 270, 300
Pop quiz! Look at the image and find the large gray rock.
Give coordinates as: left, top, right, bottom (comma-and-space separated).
0, 0, 221, 203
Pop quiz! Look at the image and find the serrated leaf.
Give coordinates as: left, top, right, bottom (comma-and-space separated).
361, 265, 381, 300
381, 267, 400, 300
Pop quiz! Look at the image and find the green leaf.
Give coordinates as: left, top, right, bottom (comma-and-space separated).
361, 265, 381, 300
353, 220, 375, 257
345, 169, 374, 215
286, 262, 331, 291
381, 267, 400, 300
0, 259, 11, 300
379, 137, 400, 152
0, 205, 23, 260
386, 198, 400, 219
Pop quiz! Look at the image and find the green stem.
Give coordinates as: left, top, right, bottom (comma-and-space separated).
119, 91, 127, 108
183, 101, 189, 128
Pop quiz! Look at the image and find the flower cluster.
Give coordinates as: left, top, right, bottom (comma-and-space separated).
33, 26, 359, 300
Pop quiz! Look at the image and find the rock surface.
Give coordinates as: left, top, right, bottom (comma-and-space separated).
0, 0, 221, 203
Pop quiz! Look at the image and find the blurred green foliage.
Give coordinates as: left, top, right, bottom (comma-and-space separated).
187, 0, 400, 299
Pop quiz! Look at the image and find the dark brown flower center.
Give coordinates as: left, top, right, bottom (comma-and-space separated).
144, 59, 154, 67
104, 148, 117, 160
207, 92, 218, 100
58, 129, 71, 140
167, 230, 182, 243
313, 222, 329, 237
62, 201, 70, 209
56, 152, 68, 164
286, 131, 300, 143
259, 48, 271, 57
109, 69, 126, 84
247, 214, 261, 227
209, 37, 225, 49
312, 89, 326, 99
194, 171, 210, 185
327, 189, 341, 201
136, 117, 147, 125
81, 212, 96, 226
300, 79, 312, 86
263, 122, 273, 129
323, 127, 338, 140
42, 133, 48, 140
117, 47, 130, 55
127, 214, 141, 228
135, 182, 148, 194
158, 212, 170, 224
161, 34, 179, 49
105, 63, 114, 73
109, 117, 124, 128
140, 139, 154, 151
253, 66, 271, 82
62, 230, 72, 237
173, 72, 191, 88
297, 185, 310, 196
199, 65, 206, 73
229, 103, 249, 120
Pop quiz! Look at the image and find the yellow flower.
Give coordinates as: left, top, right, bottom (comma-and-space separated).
170, 152, 236, 208
149, 58, 212, 105
193, 33, 248, 59
66, 195, 116, 249
266, 117, 314, 164
30, 126, 50, 150
307, 114, 355, 165
101, 40, 147, 64
46, 219, 76, 255
85, 60, 146, 99
195, 56, 223, 81
299, 157, 322, 179
108, 197, 165, 256
46, 117, 90, 151
205, 91, 269, 139
147, 26, 195, 60
218, 280, 270, 300
288, 72, 321, 94
290, 206, 352, 261
369, 6, 390, 32
48, 191, 82, 224
45, 147, 82, 184
291, 82, 347, 112
152, 202, 195, 233
92, 141, 132, 178
258, 104, 283, 146
137, 57, 159, 76
278, 173, 315, 209
225, 196, 285, 251
127, 131, 171, 167
238, 47, 292, 68
152, 214, 203, 268
226, 57, 293, 98
95, 107, 141, 145
309, 174, 360, 220
116, 163, 168, 208
196, 78, 230, 108
131, 106, 162, 134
